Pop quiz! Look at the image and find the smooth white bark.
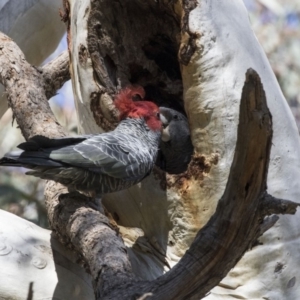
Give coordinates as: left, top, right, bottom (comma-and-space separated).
69, 0, 102, 134
0, 209, 94, 299
183, 1, 300, 299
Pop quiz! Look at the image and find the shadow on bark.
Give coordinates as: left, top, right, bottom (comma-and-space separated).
0, 28, 299, 299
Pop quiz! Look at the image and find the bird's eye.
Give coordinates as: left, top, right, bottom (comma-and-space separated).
132, 93, 142, 101
156, 112, 160, 119
173, 114, 179, 120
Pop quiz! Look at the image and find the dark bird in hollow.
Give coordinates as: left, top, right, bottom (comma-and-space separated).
0, 86, 162, 195
156, 107, 193, 174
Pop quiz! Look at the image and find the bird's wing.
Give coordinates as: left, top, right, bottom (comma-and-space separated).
18, 135, 89, 151
48, 133, 154, 180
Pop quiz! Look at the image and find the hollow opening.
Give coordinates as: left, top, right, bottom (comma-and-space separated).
142, 34, 182, 81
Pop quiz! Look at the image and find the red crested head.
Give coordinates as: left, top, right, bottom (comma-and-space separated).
114, 86, 161, 131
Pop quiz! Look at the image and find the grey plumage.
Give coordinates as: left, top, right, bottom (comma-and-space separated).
0, 117, 161, 195
156, 107, 193, 174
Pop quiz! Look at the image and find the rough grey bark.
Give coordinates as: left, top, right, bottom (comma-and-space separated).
0, 33, 66, 140
41, 50, 70, 99
0, 30, 298, 299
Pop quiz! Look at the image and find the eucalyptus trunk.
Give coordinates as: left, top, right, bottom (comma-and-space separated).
69, 0, 300, 298
0, 0, 299, 299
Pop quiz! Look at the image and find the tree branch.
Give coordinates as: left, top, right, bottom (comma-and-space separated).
44, 182, 137, 296
0, 31, 137, 297
131, 69, 297, 300
261, 193, 300, 216
41, 50, 70, 99
0, 32, 66, 140
0, 31, 299, 300
47, 66, 300, 300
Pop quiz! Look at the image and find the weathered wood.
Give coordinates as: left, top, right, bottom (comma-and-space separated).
99, 69, 299, 300
182, 2, 300, 298
1, 1, 300, 299
44, 183, 137, 299
71, 1, 300, 298
146, 69, 275, 299
69, 0, 204, 280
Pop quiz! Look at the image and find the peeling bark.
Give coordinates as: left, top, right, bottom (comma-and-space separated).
145, 69, 275, 300
70, 0, 183, 134
179, 0, 198, 65
1, 30, 298, 299
44, 182, 137, 298
70, 1, 300, 299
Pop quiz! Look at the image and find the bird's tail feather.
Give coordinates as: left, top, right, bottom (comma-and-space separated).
0, 150, 63, 168
0, 151, 25, 167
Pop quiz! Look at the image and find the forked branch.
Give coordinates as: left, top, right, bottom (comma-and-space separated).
0, 32, 298, 300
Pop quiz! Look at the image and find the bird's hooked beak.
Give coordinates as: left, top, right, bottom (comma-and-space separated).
159, 108, 171, 142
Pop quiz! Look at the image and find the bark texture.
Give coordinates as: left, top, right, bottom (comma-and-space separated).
42, 50, 70, 99
69, 0, 207, 279
1, 30, 299, 299
0, 33, 65, 140
70, 0, 300, 299
1, 0, 300, 299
